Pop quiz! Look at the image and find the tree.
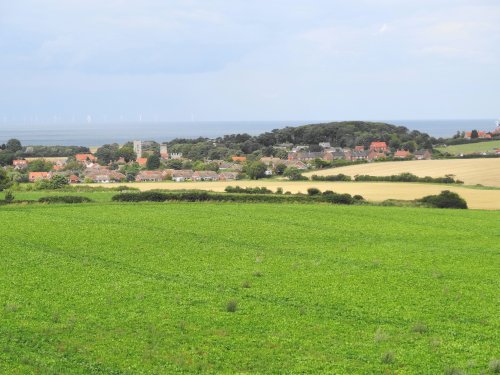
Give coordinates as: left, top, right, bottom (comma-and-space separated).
244, 161, 267, 180
28, 159, 53, 172
146, 154, 160, 170
274, 163, 287, 175
117, 146, 136, 162
284, 167, 307, 181
6, 139, 22, 152
470, 130, 479, 139
49, 174, 69, 189
0, 169, 12, 191
95, 144, 119, 165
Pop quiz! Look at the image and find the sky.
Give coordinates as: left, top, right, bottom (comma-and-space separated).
0, 0, 499, 123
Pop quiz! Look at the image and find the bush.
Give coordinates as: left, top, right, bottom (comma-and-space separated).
225, 186, 273, 194
353, 194, 365, 201
4, 190, 14, 203
307, 188, 321, 196
354, 173, 462, 184
38, 196, 92, 204
226, 300, 238, 313
419, 190, 467, 209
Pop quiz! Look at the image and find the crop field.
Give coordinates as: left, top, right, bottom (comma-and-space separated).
68, 181, 500, 210
1, 203, 499, 374
304, 159, 500, 188
436, 140, 500, 155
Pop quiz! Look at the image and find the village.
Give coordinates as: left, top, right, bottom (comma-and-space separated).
8, 140, 437, 185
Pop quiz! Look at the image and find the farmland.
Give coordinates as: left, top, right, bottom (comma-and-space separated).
436, 140, 500, 155
48, 181, 500, 210
304, 159, 500, 187
1, 202, 499, 374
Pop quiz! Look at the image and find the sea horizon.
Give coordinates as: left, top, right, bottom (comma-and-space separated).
0, 119, 497, 146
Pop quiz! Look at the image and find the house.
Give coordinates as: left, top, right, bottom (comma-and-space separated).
218, 172, 239, 181
369, 142, 388, 152
350, 150, 369, 161
394, 150, 411, 159
288, 151, 324, 161
69, 175, 80, 184
12, 159, 28, 169
354, 145, 365, 151
136, 157, 148, 166
275, 143, 294, 150
464, 131, 492, 140
135, 171, 164, 182
29, 172, 51, 182
283, 160, 307, 170
75, 153, 96, 163
172, 170, 194, 182
319, 142, 331, 149
192, 170, 219, 181
90, 172, 125, 183
260, 157, 285, 167
231, 156, 247, 162
218, 162, 239, 170
414, 150, 432, 160
52, 165, 64, 171
368, 150, 386, 161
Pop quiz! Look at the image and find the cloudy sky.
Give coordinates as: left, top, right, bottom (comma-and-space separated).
1, 0, 499, 122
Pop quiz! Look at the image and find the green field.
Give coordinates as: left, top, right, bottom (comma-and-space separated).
436, 140, 500, 155
1, 203, 499, 374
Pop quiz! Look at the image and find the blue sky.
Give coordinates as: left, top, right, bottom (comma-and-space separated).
1, 0, 499, 122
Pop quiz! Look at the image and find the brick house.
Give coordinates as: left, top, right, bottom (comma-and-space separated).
369, 142, 388, 152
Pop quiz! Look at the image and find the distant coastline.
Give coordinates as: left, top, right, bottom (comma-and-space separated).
0, 119, 496, 146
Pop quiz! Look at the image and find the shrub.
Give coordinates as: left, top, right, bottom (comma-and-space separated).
38, 196, 92, 204
353, 194, 365, 201
226, 300, 238, 313
4, 190, 14, 203
307, 188, 321, 196
419, 190, 467, 209
381, 351, 395, 364
275, 187, 283, 195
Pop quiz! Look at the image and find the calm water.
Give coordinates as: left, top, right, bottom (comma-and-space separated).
0, 119, 497, 146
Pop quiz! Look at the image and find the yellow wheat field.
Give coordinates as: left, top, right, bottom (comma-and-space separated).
97, 180, 500, 210
303, 159, 500, 187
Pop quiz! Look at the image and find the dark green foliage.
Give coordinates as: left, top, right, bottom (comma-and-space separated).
307, 188, 321, 196
471, 129, 479, 139
274, 163, 287, 175
95, 143, 120, 165
0, 152, 15, 167
38, 196, 92, 204
311, 174, 352, 181
146, 154, 161, 170
353, 195, 365, 201
28, 159, 53, 172
419, 190, 468, 209
284, 167, 308, 181
6, 138, 22, 152
244, 161, 267, 180
22, 145, 90, 158
4, 190, 14, 203
354, 173, 462, 184
321, 192, 355, 205
226, 300, 238, 313
0, 168, 11, 191
225, 186, 273, 194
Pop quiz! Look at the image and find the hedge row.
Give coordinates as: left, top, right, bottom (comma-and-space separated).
224, 186, 274, 194
353, 173, 463, 184
311, 174, 352, 181
38, 196, 93, 204
112, 191, 362, 205
418, 190, 468, 209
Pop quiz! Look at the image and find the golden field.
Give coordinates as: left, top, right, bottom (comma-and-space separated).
304, 159, 500, 187
96, 180, 500, 210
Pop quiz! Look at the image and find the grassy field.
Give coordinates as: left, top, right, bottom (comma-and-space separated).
1, 202, 499, 373
304, 159, 500, 188
436, 140, 500, 155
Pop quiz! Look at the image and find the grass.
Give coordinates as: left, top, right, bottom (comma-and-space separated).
436, 140, 500, 155
0, 202, 499, 373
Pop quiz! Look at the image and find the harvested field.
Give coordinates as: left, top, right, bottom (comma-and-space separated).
90, 180, 500, 210
304, 159, 500, 187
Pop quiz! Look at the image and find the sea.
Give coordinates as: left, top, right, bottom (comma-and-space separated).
0, 119, 497, 146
